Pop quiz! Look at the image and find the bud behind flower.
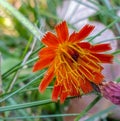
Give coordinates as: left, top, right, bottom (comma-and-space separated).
99, 81, 120, 105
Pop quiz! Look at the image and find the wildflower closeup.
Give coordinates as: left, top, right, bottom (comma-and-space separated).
33, 21, 113, 103
99, 81, 120, 105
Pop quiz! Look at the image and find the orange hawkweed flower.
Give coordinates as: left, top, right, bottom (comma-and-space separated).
33, 21, 113, 103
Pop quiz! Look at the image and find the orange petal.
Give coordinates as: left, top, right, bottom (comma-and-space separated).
39, 66, 54, 93
77, 42, 91, 49
60, 91, 69, 103
93, 72, 104, 84
69, 85, 80, 96
80, 57, 103, 72
68, 32, 79, 42
42, 32, 59, 46
55, 21, 69, 43
80, 80, 93, 93
33, 55, 54, 72
52, 84, 62, 102
90, 43, 112, 52
39, 47, 56, 57
69, 24, 95, 42
79, 65, 95, 81
79, 65, 104, 84
92, 53, 113, 63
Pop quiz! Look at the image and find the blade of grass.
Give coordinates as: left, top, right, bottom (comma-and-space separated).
102, 0, 120, 35
7, 98, 33, 121
7, 37, 37, 92
20, 86, 53, 93
96, 36, 120, 44
115, 77, 120, 82
2, 44, 43, 79
0, 72, 44, 103
74, 96, 101, 121
2, 62, 21, 79
0, 73, 40, 98
112, 50, 120, 55
21, 35, 33, 59
88, 19, 120, 42
2, 56, 38, 80
89, 0, 119, 19
0, 113, 80, 120
85, 105, 116, 121
0, 99, 52, 112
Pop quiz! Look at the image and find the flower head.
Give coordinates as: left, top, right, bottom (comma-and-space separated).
33, 21, 113, 103
99, 81, 120, 105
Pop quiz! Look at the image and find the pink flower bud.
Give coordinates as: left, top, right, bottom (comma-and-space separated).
100, 81, 120, 105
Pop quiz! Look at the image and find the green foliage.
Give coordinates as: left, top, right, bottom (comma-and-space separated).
0, 0, 120, 121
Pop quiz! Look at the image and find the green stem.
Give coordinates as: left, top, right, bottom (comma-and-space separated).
85, 105, 116, 121
0, 113, 79, 120
88, 19, 120, 42
0, 99, 52, 112
74, 96, 101, 121
0, 72, 43, 103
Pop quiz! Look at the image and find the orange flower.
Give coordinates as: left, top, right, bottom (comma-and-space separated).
33, 21, 113, 103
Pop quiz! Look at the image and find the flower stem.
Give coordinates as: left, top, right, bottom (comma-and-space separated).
74, 96, 101, 121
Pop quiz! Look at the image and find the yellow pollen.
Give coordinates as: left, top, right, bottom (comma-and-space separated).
54, 42, 101, 92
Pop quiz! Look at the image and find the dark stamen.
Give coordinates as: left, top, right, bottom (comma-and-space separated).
90, 82, 101, 93
71, 53, 79, 61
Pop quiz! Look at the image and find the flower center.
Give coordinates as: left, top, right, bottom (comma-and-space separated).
54, 42, 102, 93
57, 42, 80, 63
54, 43, 83, 90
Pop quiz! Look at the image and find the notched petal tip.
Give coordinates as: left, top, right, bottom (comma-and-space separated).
92, 53, 114, 63
90, 43, 112, 52
69, 24, 95, 43
55, 21, 67, 28
85, 24, 95, 29
79, 24, 95, 37
41, 32, 59, 46
55, 21, 69, 42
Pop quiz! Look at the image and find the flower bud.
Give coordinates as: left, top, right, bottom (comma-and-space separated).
99, 81, 120, 105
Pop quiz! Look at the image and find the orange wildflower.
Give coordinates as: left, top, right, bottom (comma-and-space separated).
33, 21, 113, 103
